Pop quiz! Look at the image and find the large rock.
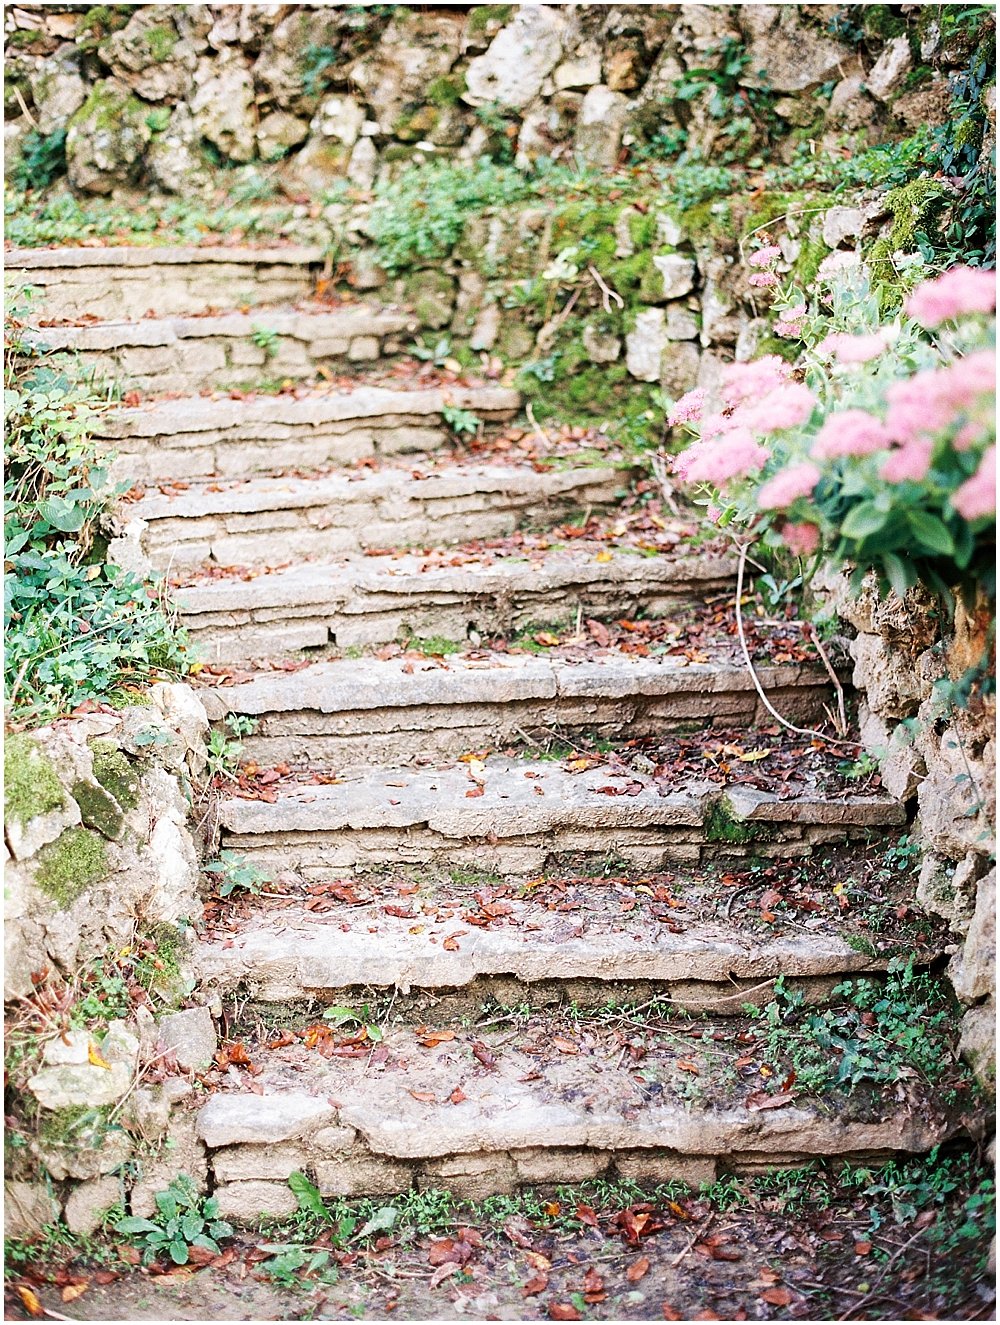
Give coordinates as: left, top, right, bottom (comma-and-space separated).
351, 9, 464, 134
146, 102, 211, 195
28, 44, 86, 134
850, 633, 922, 719
4, 1182, 60, 1240
66, 78, 152, 194
256, 110, 309, 162
64, 1176, 122, 1237
252, 8, 347, 115
582, 324, 621, 363
190, 49, 256, 163
347, 137, 378, 190
464, 6, 565, 111
893, 81, 951, 132
739, 7, 858, 93
865, 36, 913, 102
157, 1005, 217, 1070
959, 996, 996, 1098
949, 868, 996, 1004
214, 1180, 300, 1222
822, 206, 864, 249
858, 703, 925, 801
573, 84, 629, 169
28, 1021, 137, 1110
626, 307, 669, 382
825, 74, 881, 133
553, 41, 602, 90
405, 269, 456, 330
652, 253, 696, 302
98, 5, 200, 104
660, 342, 701, 398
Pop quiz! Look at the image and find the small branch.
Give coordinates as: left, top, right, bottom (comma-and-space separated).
734, 541, 857, 750
588, 265, 623, 312
648, 452, 681, 517
14, 86, 38, 128
803, 621, 848, 735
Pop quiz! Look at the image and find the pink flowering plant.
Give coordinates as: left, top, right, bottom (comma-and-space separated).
668, 258, 996, 605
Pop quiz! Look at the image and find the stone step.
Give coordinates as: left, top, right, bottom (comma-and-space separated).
215, 756, 906, 875
20, 308, 418, 394
199, 652, 840, 766
8, 245, 323, 321
190, 1019, 964, 1213
172, 547, 737, 662
129, 464, 625, 572
90, 385, 521, 484
192, 862, 935, 1007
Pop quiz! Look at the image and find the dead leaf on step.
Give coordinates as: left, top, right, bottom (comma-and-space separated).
472, 1040, 497, 1070
465, 786, 484, 798
677, 1060, 699, 1074
409, 1090, 436, 1103
746, 1091, 795, 1111
429, 1261, 460, 1289
442, 932, 466, 951
583, 1267, 603, 1294
534, 632, 560, 647
626, 1257, 649, 1282
521, 1272, 548, 1297
504, 1216, 536, 1248
449, 1087, 466, 1104
549, 1304, 582, 1321
419, 1030, 456, 1048
15, 1286, 43, 1317
662, 1305, 683, 1321
760, 1287, 793, 1306
88, 1042, 111, 1069
552, 1036, 578, 1055
525, 1251, 551, 1272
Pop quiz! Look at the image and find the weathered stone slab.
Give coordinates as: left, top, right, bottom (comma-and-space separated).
196, 1092, 338, 1147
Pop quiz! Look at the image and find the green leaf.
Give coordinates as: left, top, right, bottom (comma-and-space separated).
366, 1023, 384, 1043
907, 510, 955, 556
169, 1239, 189, 1265
841, 502, 889, 540
191, 1234, 220, 1254
882, 552, 917, 598
38, 495, 85, 532
202, 1196, 220, 1220
355, 1206, 398, 1240
208, 1220, 234, 1240
181, 1213, 203, 1242
322, 1006, 360, 1025
114, 1216, 161, 1235
288, 1170, 329, 1220
154, 1191, 178, 1221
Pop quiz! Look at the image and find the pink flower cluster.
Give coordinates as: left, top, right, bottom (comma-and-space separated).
880, 437, 934, 483
886, 350, 996, 445
819, 331, 887, 363
667, 388, 707, 426
811, 409, 894, 459
816, 251, 859, 282
740, 382, 816, 433
951, 446, 996, 520
757, 462, 821, 510
783, 523, 821, 557
906, 265, 997, 328
749, 272, 779, 288
722, 357, 790, 407
749, 245, 781, 268
672, 428, 770, 486
775, 304, 806, 338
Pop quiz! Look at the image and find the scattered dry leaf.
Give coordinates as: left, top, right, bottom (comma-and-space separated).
626, 1256, 650, 1282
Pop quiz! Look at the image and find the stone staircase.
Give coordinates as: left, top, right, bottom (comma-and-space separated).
16, 245, 962, 1221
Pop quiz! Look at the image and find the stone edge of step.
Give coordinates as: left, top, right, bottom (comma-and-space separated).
7, 245, 325, 269
197, 654, 837, 719
91, 385, 523, 437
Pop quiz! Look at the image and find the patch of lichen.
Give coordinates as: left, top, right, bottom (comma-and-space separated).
426, 74, 466, 107
88, 738, 141, 810
70, 80, 148, 134
467, 5, 514, 35
145, 23, 177, 64
35, 827, 108, 909
4, 734, 66, 829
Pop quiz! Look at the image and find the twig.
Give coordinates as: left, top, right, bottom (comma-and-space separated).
836, 1227, 928, 1320
14, 85, 38, 128
735, 541, 858, 750
525, 402, 550, 448
670, 1213, 714, 1268
588, 265, 623, 312
648, 452, 681, 517
803, 621, 848, 735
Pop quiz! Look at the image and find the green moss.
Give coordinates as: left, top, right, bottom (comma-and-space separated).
35, 828, 108, 909
71, 781, 125, 842
70, 81, 147, 134
426, 74, 466, 108
792, 229, 830, 288
145, 23, 177, 63
869, 179, 950, 309
862, 5, 907, 39
468, 5, 513, 35
7, 29, 47, 48
38, 1104, 106, 1145
704, 801, 770, 845
88, 739, 141, 810
5, 734, 67, 828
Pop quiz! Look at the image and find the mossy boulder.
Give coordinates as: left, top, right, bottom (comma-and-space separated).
71, 780, 126, 842
5, 734, 67, 830
89, 739, 141, 811
65, 77, 152, 194
405, 269, 458, 329
34, 827, 108, 909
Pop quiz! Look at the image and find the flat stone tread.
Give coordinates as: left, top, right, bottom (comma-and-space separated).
191, 901, 907, 997
199, 651, 833, 720
130, 464, 622, 522
173, 547, 737, 614
193, 1026, 959, 1159
216, 756, 905, 838
8, 246, 325, 269
19, 308, 415, 351
91, 386, 522, 437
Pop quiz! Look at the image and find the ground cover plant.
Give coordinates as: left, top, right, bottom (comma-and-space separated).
4, 305, 190, 724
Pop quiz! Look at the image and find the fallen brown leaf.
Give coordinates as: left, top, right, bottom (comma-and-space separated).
16, 1285, 43, 1317
429, 1261, 460, 1289
746, 1090, 795, 1111
760, 1287, 793, 1306
409, 1090, 436, 1103
552, 1036, 579, 1054
662, 1305, 683, 1321
626, 1256, 650, 1282
525, 1251, 552, 1272
521, 1273, 548, 1298
549, 1305, 582, 1321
